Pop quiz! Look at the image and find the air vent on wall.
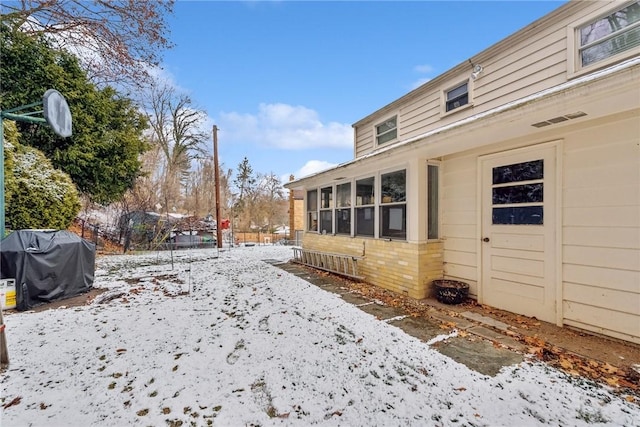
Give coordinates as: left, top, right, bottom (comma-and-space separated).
531, 111, 587, 128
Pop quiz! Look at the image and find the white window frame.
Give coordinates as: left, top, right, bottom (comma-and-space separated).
568, 1, 640, 77
441, 79, 473, 116
379, 169, 407, 241
306, 189, 318, 233
335, 181, 352, 236
319, 185, 333, 235
375, 115, 398, 146
427, 161, 441, 241
354, 175, 376, 238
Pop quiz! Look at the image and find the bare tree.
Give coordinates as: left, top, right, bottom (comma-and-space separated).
256, 172, 287, 232
145, 83, 208, 212
0, 0, 174, 87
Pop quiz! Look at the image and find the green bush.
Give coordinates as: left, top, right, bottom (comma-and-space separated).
3, 121, 81, 231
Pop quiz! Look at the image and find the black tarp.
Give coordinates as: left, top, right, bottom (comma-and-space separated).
0, 230, 96, 310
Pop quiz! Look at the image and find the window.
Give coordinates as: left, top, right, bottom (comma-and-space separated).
306, 189, 318, 232
491, 160, 544, 225
445, 82, 469, 112
427, 164, 439, 239
319, 186, 333, 234
578, 2, 640, 68
355, 177, 375, 236
380, 170, 406, 240
376, 116, 397, 145
335, 183, 351, 235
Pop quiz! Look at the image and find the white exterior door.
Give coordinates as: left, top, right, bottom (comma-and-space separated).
480, 144, 558, 323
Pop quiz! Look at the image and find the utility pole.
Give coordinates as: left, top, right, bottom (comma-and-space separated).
212, 126, 223, 249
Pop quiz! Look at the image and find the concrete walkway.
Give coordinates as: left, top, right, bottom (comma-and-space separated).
275, 261, 524, 377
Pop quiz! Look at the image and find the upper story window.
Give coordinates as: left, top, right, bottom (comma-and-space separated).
445, 82, 469, 112
576, 1, 640, 69
376, 116, 397, 145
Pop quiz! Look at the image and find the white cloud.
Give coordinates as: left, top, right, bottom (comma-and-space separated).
217, 103, 352, 150
410, 63, 435, 89
411, 77, 432, 89
414, 64, 434, 73
294, 159, 338, 179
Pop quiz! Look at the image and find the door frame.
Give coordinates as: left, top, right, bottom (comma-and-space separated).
476, 140, 564, 326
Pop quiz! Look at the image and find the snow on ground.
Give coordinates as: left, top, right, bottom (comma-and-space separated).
1, 246, 638, 426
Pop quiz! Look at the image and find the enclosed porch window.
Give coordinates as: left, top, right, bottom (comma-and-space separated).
380, 170, 406, 239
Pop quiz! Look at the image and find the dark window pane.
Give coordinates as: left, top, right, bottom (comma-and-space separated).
380, 205, 406, 239
376, 117, 396, 134
320, 187, 332, 209
355, 207, 374, 236
428, 164, 439, 240
336, 208, 351, 234
493, 184, 543, 205
446, 93, 468, 111
377, 128, 397, 144
307, 211, 318, 231
446, 83, 468, 111
307, 189, 317, 211
356, 177, 375, 205
492, 206, 543, 225
320, 210, 332, 234
580, 3, 640, 45
581, 26, 640, 66
447, 83, 468, 100
336, 183, 351, 207
492, 160, 543, 184
381, 170, 406, 203
376, 117, 397, 145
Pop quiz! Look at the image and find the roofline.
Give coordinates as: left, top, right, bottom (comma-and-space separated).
286, 57, 640, 188
352, 0, 578, 128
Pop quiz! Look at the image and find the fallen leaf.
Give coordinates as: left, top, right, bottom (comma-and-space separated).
602, 363, 619, 374
3, 396, 22, 409
560, 358, 573, 370
605, 377, 620, 387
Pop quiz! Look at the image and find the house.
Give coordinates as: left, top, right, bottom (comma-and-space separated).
285, 0, 640, 344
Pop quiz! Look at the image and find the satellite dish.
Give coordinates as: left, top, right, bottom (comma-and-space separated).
43, 89, 72, 138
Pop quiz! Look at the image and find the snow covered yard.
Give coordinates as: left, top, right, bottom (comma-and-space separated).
1, 246, 638, 426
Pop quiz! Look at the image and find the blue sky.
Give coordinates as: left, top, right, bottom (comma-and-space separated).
161, 1, 566, 183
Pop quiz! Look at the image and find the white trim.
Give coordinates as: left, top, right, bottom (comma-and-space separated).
476, 141, 562, 323
374, 114, 399, 147
567, 0, 640, 78
287, 57, 639, 187
426, 161, 442, 242
554, 140, 564, 327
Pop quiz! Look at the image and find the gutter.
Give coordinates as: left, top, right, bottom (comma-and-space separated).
286, 57, 640, 188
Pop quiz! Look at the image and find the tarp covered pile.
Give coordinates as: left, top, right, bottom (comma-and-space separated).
0, 230, 95, 310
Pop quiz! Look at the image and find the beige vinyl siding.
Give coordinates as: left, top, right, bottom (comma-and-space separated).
440, 154, 479, 295
353, 1, 616, 159
354, 123, 374, 157
561, 113, 640, 343
398, 92, 440, 142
